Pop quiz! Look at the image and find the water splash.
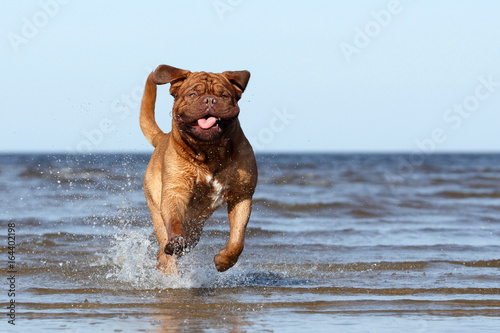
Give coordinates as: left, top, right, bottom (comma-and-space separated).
103, 226, 253, 289
100, 225, 301, 290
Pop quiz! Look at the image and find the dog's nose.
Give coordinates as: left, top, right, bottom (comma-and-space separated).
203, 96, 217, 105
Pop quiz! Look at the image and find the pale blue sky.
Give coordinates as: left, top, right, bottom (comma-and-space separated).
1, 0, 500, 153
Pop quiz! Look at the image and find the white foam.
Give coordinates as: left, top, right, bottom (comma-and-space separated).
102, 226, 248, 290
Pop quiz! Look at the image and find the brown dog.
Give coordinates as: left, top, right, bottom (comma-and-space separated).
139, 65, 257, 275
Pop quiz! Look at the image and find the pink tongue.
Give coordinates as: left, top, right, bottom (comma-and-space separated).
197, 117, 217, 129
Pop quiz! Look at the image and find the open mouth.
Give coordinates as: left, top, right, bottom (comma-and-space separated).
178, 113, 236, 141
195, 115, 221, 130
196, 115, 220, 130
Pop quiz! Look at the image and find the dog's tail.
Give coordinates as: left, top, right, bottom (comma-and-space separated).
140, 73, 164, 147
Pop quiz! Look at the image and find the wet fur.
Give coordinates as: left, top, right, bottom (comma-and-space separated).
140, 65, 257, 274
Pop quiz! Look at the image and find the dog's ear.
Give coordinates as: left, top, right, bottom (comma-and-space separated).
152, 65, 190, 85
222, 70, 250, 99
152, 65, 190, 98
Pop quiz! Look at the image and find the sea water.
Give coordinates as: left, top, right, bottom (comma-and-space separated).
1, 153, 499, 332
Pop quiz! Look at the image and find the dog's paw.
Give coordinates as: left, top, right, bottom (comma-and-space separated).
164, 236, 187, 255
156, 249, 181, 275
214, 249, 239, 272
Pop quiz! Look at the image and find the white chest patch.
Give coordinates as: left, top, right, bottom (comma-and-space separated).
206, 175, 226, 209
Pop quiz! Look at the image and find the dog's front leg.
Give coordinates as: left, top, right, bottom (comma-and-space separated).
214, 198, 252, 272
160, 192, 191, 256
144, 186, 187, 275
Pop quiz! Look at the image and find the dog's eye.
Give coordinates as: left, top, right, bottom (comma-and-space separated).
188, 92, 196, 98
221, 93, 229, 99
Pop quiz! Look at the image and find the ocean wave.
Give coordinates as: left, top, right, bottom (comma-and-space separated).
203, 227, 284, 239
253, 199, 344, 212
269, 173, 333, 187
435, 191, 500, 199
19, 166, 132, 184
252, 198, 384, 217
260, 261, 429, 273
259, 259, 500, 274
451, 259, 500, 268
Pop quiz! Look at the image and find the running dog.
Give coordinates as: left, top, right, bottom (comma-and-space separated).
140, 64, 257, 274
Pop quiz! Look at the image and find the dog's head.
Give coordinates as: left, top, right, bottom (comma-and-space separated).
152, 65, 250, 142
